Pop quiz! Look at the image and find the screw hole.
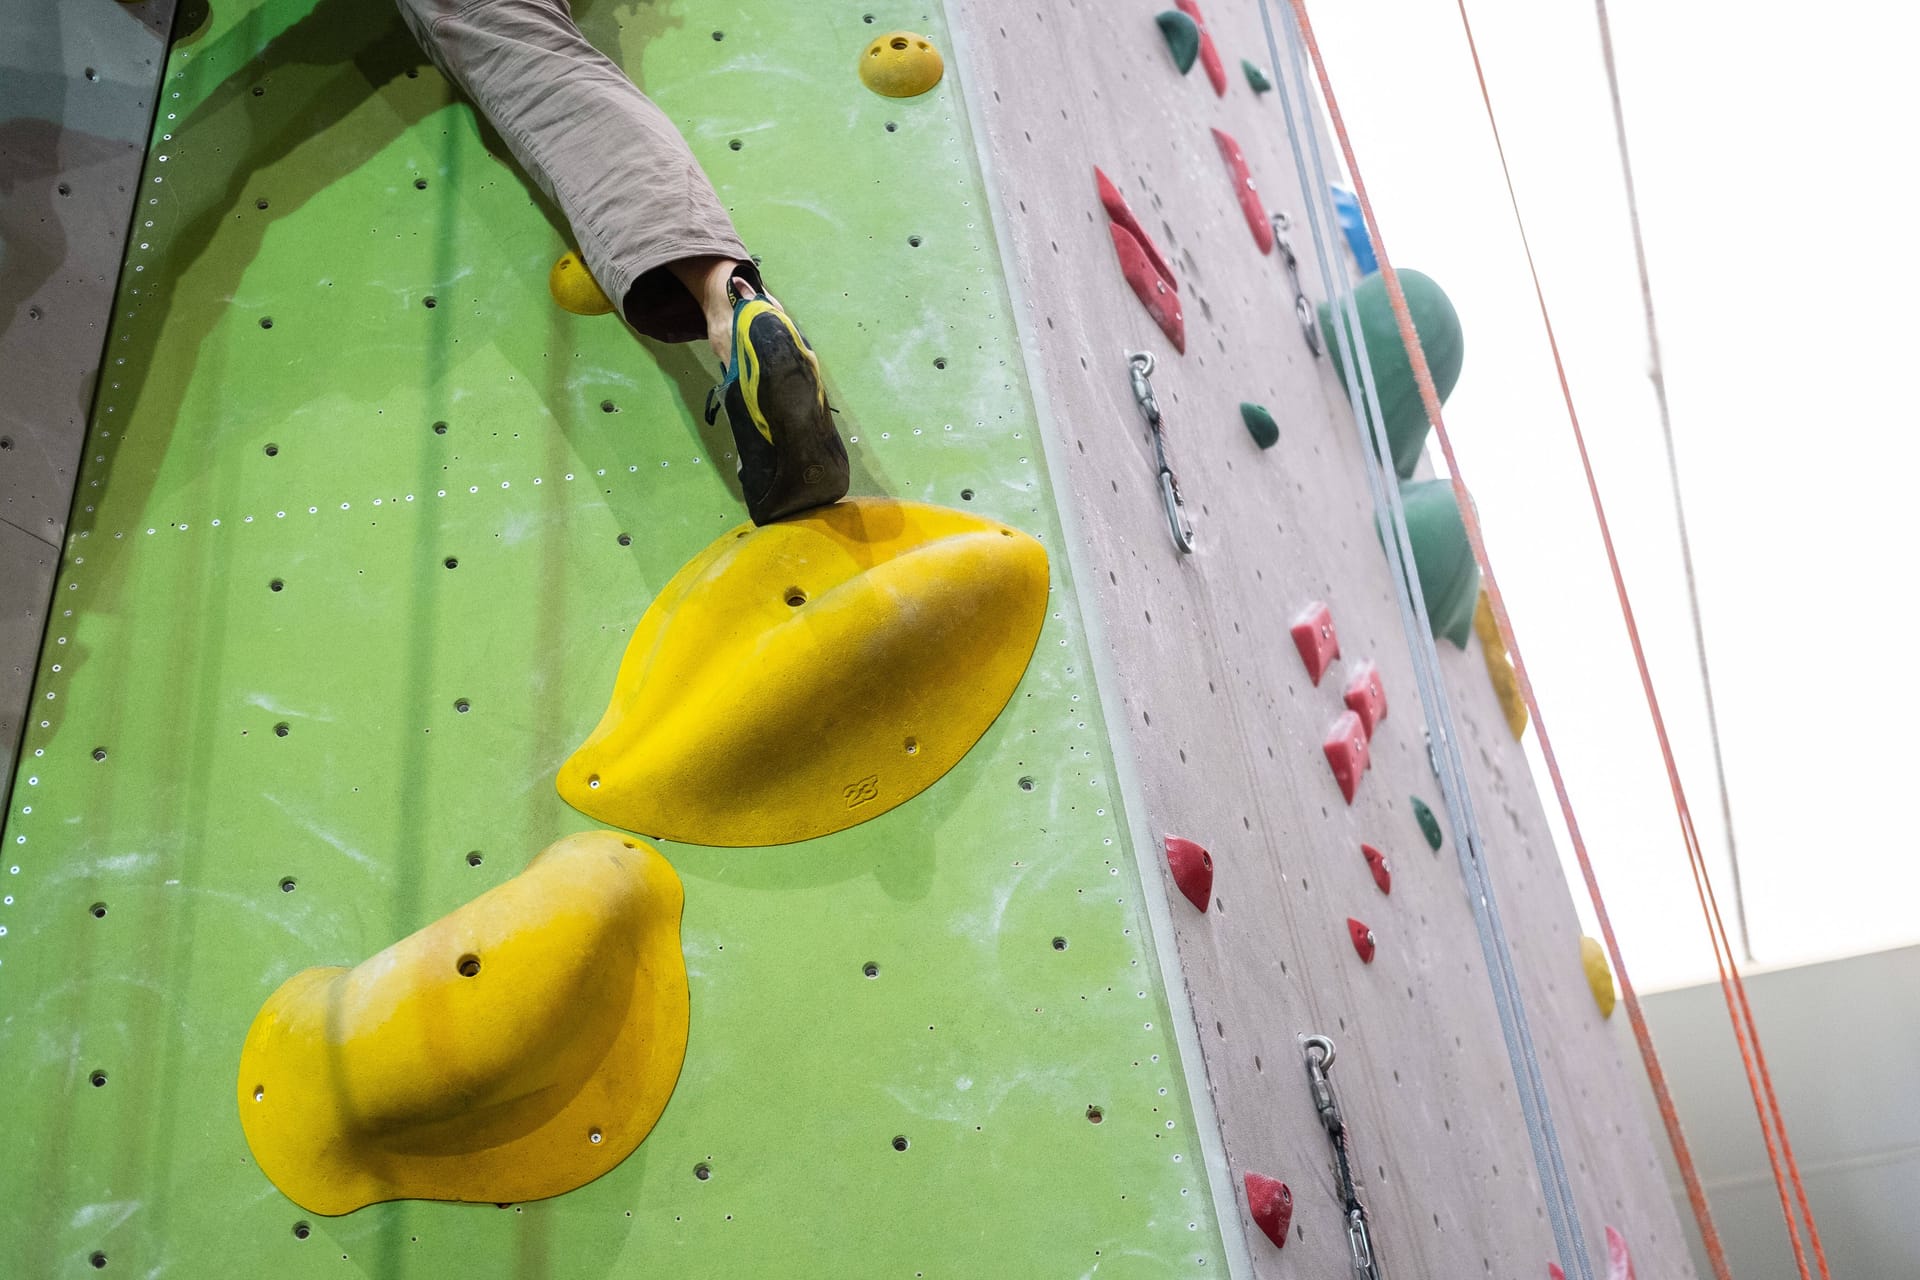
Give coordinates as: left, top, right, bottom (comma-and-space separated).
933, 357, 947, 369
1086, 1105, 1104, 1124
600, 400, 617, 413
89, 1252, 105, 1270
863, 13, 875, 21
457, 954, 481, 978
273, 722, 290, 737
423, 295, 437, 309
252, 86, 264, 97
279, 877, 296, 893
414, 177, 428, 190
694, 1162, 712, 1180
259, 317, 273, 329
466, 851, 483, 867
1052, 936, 1068, 951
454, 699, 470, 714
588, 1127, 603, 1144
587, 774, 601, 789
617, 533, 632, 547
891, 1135, 909, 1152
58, 182, 72, 196
885, 121, 898, 132
711, 29, 723, 39
90, 1070, 108, 1087
91, 747, 107, 762
269, 579, 284, 592
256, 197, 269, 210
444, 557, 458, 569
728, 139, 743, 151
903, 737, 919, 755
863, 961, 879, 978
960, 488, 974, 501
784, 587, 807, 607
908, 235, 922, 247
253, 1084, 265, 1101
263, 443, 278, 456
1018, 776, 1034, 791
89, 902, 107, 919
293, 1222, 310, 1240
432, 421, 448, 435
890, 36, 909, 49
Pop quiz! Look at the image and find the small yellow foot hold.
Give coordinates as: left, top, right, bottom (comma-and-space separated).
560, 498, 1050, 846
237, 831, 687, 1215
548, 250, 613, 316
1473, 590, 1528, 739
1582, 935, 1617, 1019
859, 31, 944, 98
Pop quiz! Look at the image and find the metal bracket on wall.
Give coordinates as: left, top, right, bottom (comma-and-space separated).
1273, 212, 1322, 357
1126, 351, 1194, 554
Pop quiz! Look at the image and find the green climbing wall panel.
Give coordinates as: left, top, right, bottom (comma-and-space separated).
0, 1, 1228, 1275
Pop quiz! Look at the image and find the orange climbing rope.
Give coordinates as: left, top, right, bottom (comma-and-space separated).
1282, 1, 1833, 1277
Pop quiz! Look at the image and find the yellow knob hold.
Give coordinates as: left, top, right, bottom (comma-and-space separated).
560, 498, 1049, 847
548, 250, 613, 316
859, 31, 944, 98
237, 832, 687, 1215
1473, 590, 1528, 740
1582, 935, 1617, 1020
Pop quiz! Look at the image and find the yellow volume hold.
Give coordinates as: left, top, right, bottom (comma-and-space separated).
859, 31, 945, 98
559, 498, 1049, 846
237, 832, 687, 1215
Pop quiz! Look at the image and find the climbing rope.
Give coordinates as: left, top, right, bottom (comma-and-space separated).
1589, 0, 1755, 970
1254, 4, 1594, 1276
1302, 1035, 1382, 1279
1441, 0, 1830, 1272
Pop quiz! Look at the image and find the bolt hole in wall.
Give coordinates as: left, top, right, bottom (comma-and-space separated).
273, 722, 289, 737
293, 1222, 310, 1240
258, 317, 273, 329
269, 579, 284, 592
91, 747, 106, 762
423, 296, 437, 309
89, 1070, 107, 1088
617, 533, 632, 547
1086, 1106, 1104, 1124
728, 139, 743, 151
414, 177, 428, 190
454, 699, 471, 714
600, 400, 616, 414
466, 851, 483, 867
89, 1252, 105, 1269
588, 1127, 603, 1145
444, 557, 458, 569
784, 587, 807, 607
457, 954, 481, 978
693, 1162, 712, 1181
433, 420, 448, 434
1052, 936, 1068, 951
903, 737, 919, 755
863, 961, 879, 978
960, 488, 974, 501
263, 443, 278, 456
279, 877, 296, 893
89, 902, 106, 919
908, 234, 922, 247
891, 1135, 910, 1152
1018, 775, 1034, 790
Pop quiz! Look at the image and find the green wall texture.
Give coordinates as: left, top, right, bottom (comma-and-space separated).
0, 0, 1228, 1275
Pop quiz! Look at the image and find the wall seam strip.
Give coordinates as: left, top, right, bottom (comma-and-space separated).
941, 5, 1255, 1275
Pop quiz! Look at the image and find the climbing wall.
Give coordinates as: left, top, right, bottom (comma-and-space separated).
946, 1, 1697, 1276
0, 1, 1235, 1275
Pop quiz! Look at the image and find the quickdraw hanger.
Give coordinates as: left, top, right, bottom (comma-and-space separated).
1303, 1034, 1382, 1279
1126, 351, 1195, 553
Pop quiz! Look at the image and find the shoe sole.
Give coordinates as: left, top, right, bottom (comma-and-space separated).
747, 311, 850, 524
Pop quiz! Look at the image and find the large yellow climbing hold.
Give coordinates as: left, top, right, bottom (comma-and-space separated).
560, 498, 1049, 846
1473, 590, 1528, 740
1582, 935, 1617, 1020
237, 832, 687, 1215
548, 250, 613, 316
859, 31, 945, 98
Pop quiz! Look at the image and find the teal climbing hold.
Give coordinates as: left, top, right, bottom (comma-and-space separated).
1397, 478, 1481, 648
1318, 269, 1464, 478
1241, 402, 1279, 449
1411, 796, 1444, 851
1242, 59, 1272, 93
1155, 10, 1201, 74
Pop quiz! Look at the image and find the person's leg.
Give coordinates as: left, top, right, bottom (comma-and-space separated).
393, 0, 848, 521
394, 0, 743, 358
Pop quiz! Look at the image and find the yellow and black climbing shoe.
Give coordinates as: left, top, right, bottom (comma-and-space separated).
704, 290, 849, 526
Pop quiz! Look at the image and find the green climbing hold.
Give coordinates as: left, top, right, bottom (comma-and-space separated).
1155, 10, 1201, 74
1398, 478, 1481, 648
1242, 59, 1273, 93
1318, 269, 1464, 478
1241, 402, 1279, 449
1411, 796, 1444, 851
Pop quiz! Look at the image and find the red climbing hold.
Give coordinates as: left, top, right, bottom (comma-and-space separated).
1242, 1172, 1293, 1249
1605, 1226, 1635, 1280
1211, 129, 1274, 255
1323, 710, 1370, 804
1343, 661, 1388, 738
1549, 1266, 1566, 1280
1094, 167, 1177, 287
1348, 917, 1376, 964
1110, 223, 1187, 354
1362, 843, 1391, 894
1290, 601, 1338, 685
1164, 835, 1214, 913
1175, 0, 1229, 97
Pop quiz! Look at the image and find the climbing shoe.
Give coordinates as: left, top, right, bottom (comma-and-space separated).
704, 287, 849, 525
